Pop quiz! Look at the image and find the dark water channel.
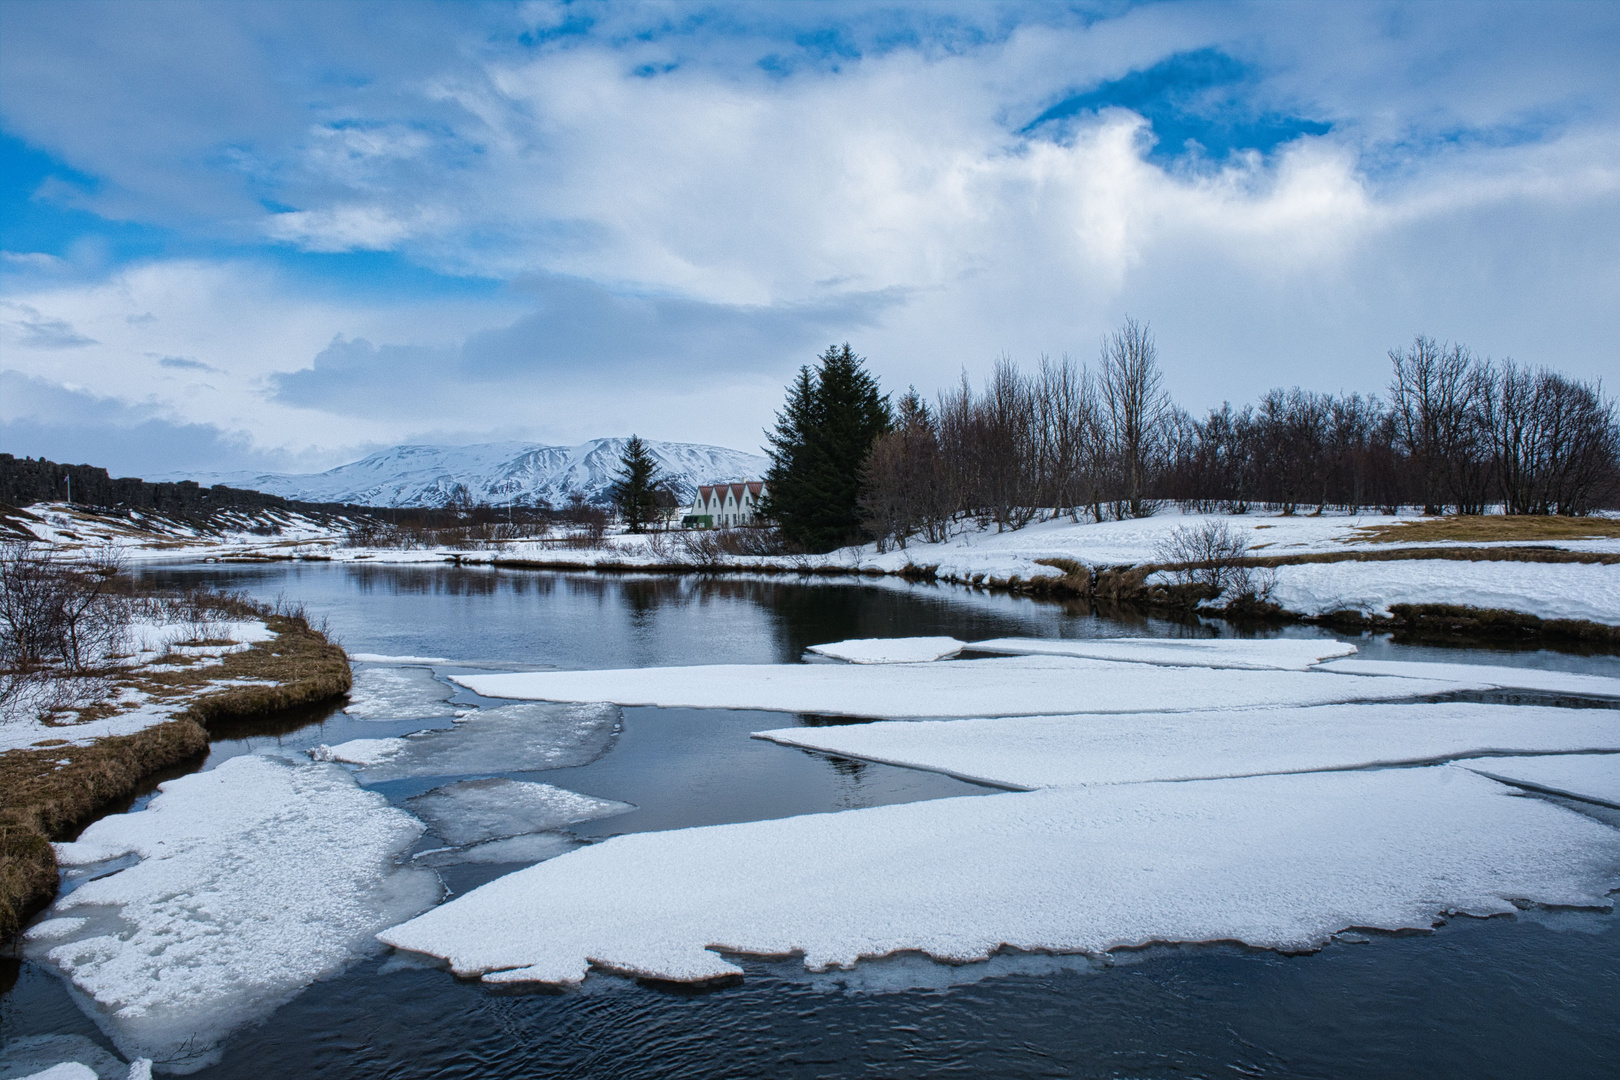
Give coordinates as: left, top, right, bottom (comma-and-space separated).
4, 563, 1619, 1079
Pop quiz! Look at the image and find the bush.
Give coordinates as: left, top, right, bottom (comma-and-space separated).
1153, 520, 1254, 593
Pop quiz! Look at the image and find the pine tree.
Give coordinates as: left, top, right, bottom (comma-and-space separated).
761, 344, 891, 552
611, 435, 664, 533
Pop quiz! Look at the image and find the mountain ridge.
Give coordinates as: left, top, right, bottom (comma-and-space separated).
153, 438, 770, 509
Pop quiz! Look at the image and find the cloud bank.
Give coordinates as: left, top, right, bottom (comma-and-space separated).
1, 1, 1616, 472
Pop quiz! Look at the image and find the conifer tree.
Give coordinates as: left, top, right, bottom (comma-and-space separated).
761, 344, 891, 552
611, 435, 664, 533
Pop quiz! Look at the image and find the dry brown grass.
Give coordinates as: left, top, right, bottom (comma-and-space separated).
1351, 515, 1620, 544
0, 616, 350, 941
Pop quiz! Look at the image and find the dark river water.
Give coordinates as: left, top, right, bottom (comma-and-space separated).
3, 563, 1618, 1079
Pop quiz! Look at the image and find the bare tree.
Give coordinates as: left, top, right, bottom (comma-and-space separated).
1099, 317, 1172, 518
1388, 335, 1485, 514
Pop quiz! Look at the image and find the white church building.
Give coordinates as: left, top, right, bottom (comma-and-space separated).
684, 481, 767, 528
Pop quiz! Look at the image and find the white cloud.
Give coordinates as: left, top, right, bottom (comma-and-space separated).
1, 1, 1616, 471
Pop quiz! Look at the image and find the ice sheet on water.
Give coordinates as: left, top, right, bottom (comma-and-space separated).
752, 703, 1620, 790
324, 701, 621, 781
378, 766, 1620, 986
309, 737, 407, 767
807, 637, 966, 664
454, 655, 1487, 719
408, 778, 633, 846
966, 636, 1357, 671
1316, 659, 1620, 699
1467, 754, 1620, 808
30, 754, 439, 1073
412, 832, 582, 868
343, 664, 454, 720
0, 1036, 125, 1080
348, 653, 455, 664
14, 1066, 98, 1080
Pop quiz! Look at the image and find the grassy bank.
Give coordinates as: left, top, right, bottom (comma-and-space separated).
0, 614, 350, 941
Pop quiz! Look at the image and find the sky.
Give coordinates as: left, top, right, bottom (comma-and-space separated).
1, 0, 1616, 478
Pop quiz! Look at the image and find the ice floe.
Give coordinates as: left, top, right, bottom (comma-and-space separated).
807, 637, 966, 664
453, 655, 1485, 719
30, 754, 438, 1073
412, 832, 582, 868
752, 703, 1620, 790
0, 1035, 131, 1080
312, 701, 620, 780
343, 664, 453, 720
407, 778, 632, 846
1315, 659, 1620, 698
966, 636, 1357, 671
1466, 754, 1620, 808
378, 766, 1620, 986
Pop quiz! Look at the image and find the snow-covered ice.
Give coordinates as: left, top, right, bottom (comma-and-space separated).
1466, 754, 1620, 808
309, 737, 407, 767
378, 766, 1620, 986
454, 655, 1487, 719
29, 754, 439, 1073
343, 664, 453, 720
807, 637, 966, 664
1316, 659, 1620, 699
407, 778, 633, 846
412, 832, 582, 868
752, 703, 1620, 790
347, 653, 456, 665
314, 701, 621, 780
966, 636, 1357, 671
1264, 559, 1620, 625
0, 1035, 131, 1080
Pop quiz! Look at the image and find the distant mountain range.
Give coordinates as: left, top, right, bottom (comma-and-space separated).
158, 439, 770, 509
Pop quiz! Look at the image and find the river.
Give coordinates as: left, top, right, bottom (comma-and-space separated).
3, 563, 1617, 1079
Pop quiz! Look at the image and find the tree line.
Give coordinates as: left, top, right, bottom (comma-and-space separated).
761, 327, 1619, 553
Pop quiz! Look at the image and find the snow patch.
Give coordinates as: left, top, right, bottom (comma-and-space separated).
377, 767, 1620, 986
807, 637, 966, 664
406, 777, 633, 846
29, 754, 439, 1073
453, 655, 1487, 719
752, 703, 1620, 790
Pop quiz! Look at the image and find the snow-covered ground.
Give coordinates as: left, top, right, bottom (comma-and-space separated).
0, 617, 280, 754
1259, 558, 1620, 624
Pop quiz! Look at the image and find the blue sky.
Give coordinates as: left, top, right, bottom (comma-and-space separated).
1, 0, 1616, 477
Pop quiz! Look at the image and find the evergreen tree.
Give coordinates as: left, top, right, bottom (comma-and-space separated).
761, 343, 891, 552
611, 435, 665, 533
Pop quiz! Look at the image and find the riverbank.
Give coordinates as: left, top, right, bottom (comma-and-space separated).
0, 612, 350, 940
11, 503, 1620, 648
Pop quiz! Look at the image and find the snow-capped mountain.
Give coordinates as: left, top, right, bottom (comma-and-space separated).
164, 439, 770, 508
